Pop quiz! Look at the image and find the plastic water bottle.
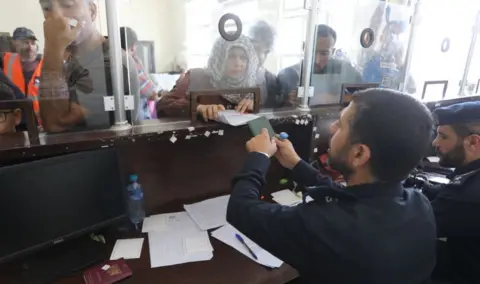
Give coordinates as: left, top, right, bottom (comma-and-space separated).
126, 174, 145, 230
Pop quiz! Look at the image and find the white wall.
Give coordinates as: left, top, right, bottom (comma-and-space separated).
0, 0, 186, 72
0, 0, 46, 52
96, 0, 186, 71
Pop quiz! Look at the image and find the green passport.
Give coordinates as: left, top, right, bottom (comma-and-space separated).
247, 116, 276, 138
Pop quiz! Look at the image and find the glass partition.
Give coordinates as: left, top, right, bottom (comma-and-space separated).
0, 0, 124, 139
1, 0, 479, 144
117, 0, 306, 125
305, 0, 414, 106
406, 0, 480, 101
467, 37, 480, 97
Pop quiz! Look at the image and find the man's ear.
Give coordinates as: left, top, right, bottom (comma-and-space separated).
351, 143, 371, 168
13, 108, 21, 126
465, 134, 480, 151
89, 2, 97, 22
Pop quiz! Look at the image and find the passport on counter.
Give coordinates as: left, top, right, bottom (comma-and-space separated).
83, 258, 132, 284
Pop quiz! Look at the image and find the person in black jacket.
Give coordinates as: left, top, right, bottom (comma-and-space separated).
227, 88, 436, 284
423, 101, 480, 283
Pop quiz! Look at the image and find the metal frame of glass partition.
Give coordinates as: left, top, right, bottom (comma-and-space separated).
459, 10, 480, 96
299, 0, 320, 110
399, 0, 421, 93
105, 0, 131, 131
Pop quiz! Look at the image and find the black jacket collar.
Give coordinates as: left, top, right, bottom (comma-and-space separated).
449, 158, 480, 179
337, 182, 404, 199
306, 182, 404, 202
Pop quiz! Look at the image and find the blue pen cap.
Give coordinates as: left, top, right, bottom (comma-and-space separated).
279, 132, 289, 139
129, 174, 138, 182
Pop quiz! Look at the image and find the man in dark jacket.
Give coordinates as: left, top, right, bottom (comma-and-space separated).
227, 88, 436, 284
277, 24, 362, 106
424, 101, 480, 283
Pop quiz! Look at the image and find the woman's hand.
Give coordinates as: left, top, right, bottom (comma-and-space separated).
236, 98, 254, 113
197, 104, 225, 121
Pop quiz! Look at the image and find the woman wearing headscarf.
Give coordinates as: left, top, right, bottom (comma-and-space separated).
156, 34, 260, 121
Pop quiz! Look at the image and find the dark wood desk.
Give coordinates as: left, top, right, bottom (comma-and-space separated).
0, 109, 315, 284
56, 238, 297, 284
0, 208, 298, 284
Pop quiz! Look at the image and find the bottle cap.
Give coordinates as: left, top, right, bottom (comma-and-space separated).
129, 174, 138, 182
279, 132, 289, 140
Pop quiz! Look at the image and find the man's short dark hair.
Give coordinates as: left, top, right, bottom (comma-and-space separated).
349, 88, 433, 182
120, 27, 138, 50
316, 24, 337, 44
249, 21, 276, 50
451, 122, 480, 138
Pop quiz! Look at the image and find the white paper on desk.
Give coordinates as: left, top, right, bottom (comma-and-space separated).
143, 211, 202, 234
215, 110, 259, 126
142, 214, 167, 233
148, 230, 213, 268
211, 224, 283, 268
184, 233, 214, 254
110, 238, 144, 260
184, 195, 230, 231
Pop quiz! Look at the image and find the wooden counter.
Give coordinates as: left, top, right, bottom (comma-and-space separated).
0, 109, 328, 284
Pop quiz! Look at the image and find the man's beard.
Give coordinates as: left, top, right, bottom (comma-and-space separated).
327, 145, 354, 180
437, 143, 466, 168
20, 49, 36, 63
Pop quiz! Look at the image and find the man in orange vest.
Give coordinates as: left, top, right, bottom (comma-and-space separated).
0, 28, 42, 124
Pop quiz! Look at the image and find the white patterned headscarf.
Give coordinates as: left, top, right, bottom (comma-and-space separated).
207, 35, 259, 103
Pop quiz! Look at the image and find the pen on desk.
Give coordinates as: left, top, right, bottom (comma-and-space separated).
235, 233, 258, 260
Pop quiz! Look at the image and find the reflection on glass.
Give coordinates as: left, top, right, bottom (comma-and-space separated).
120, 27, 158, 121
248, 20, 282, 109
359, 2, 412, 89
36, 0, 139, 134
1, 27, 42, 129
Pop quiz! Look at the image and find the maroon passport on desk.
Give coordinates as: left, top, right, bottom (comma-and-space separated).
83, 258, 132, 284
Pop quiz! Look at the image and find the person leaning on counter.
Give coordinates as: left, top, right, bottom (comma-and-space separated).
226, 88, 436, 284
423, 101, 480, 284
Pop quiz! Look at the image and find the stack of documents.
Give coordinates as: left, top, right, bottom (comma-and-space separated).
211, 224, 283, 268
184, 195, 230, 230
215, 110, 259, 126
144, 212, 214, 268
